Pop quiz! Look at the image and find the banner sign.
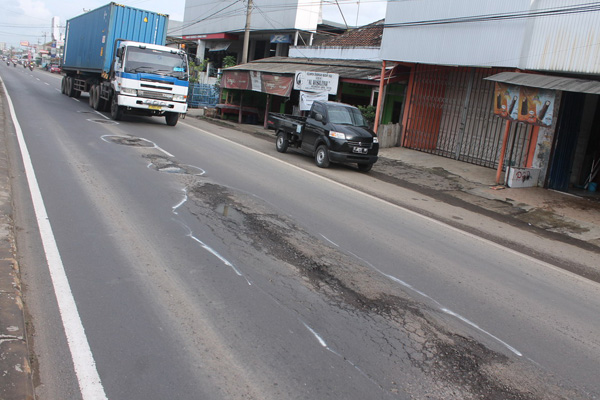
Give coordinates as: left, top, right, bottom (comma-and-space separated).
494, 82, 556, 127
222, 70, 293, 97
294, 71, 339, 95
262, 74, 293, 97
300, 91, 329, 111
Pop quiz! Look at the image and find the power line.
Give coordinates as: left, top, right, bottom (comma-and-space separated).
384, 1, 600, 29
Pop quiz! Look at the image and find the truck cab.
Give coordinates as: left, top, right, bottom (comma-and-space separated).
111, 41, 189, 125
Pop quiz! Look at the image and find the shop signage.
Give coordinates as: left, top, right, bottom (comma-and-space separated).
271, 34, 291, 44
493, 83, 556, 127
294, 71, 339, 95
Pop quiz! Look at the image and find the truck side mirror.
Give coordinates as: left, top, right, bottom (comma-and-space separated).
116, 48, 123, 59
315, 113, 324, 122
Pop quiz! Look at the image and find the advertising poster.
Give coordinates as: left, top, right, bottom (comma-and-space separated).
493, 82, 520, 121
517, 86, 555, 127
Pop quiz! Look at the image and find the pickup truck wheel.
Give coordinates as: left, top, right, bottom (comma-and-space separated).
165, 112, 179, 126
357, 163, 373, 172
276, 131, 289, 153
110, 93, 123, 121
315, 145, 330, 168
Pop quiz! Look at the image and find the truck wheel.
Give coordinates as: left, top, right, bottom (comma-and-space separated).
165, 112, 179, 126
276, 131, 289, 153
315, 145, 330, 168
92, 85, 103, 110
61, 77, 66, 94
110, 94, 123, 121
357, 163, 373, 172
88, 85, 95, 107
65, 77, 74, 97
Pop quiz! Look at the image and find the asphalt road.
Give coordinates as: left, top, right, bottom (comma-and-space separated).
1, 64, 599, 399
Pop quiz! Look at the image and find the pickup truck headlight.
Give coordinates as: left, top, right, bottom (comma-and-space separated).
121, 87, 138, 96
173, 94, 187, 102
329, 131, 346, 140
373, 136, 379, 143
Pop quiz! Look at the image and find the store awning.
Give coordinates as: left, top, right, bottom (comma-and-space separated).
485, 72, 600, 95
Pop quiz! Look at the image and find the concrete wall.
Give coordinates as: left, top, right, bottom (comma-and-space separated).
183, 0, 320, 36
289, 46, 380, 61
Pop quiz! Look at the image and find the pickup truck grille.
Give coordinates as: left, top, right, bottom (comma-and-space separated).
138, 90, 173, 101
347, 140, 372, 149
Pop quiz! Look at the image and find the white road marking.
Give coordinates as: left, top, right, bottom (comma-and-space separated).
301, 322, 328, 347
93, 109, 110, 120
1, 78, 108, 399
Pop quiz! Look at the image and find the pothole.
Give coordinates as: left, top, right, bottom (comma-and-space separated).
101, 135, 154, 147
144, 154, 205, 176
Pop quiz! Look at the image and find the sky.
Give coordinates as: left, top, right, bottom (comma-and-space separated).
0, 0, 387, 49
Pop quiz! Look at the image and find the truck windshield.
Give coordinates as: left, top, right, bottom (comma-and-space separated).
124, 47, 188, 79
327, 106, 369, 127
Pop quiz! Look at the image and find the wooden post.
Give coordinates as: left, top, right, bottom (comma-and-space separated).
374, 60, 387, 134
238, 92, 244, 124
263, 94, 271, 129
495, 120, 512, 185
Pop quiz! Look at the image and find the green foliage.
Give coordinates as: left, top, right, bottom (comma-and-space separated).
222, 55, 237, 68
188, 58, 209, 83
358, 105, 376, 123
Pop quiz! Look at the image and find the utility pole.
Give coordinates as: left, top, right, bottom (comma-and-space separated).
241, 0, 253, 64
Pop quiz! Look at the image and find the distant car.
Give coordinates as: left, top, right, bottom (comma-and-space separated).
49, 64, 61, 73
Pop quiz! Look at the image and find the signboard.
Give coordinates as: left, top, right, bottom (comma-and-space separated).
271, 34, 291, 44
20, 41, 30, 47
493, 83, 556, 127
294, 71, 339, 95
300, 91, 329, 111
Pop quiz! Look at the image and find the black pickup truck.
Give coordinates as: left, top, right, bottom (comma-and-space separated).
267, 101, 379, 172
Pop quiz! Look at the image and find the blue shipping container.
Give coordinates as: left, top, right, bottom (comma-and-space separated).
62, 2, 168, 74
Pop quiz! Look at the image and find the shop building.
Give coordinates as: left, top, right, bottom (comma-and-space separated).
378, 0, 600, 193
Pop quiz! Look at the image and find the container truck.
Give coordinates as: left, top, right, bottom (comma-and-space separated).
61, 2, 189, 126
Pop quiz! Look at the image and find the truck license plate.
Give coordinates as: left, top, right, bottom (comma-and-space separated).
148, 105, 162, 110
353, 147, 368, 154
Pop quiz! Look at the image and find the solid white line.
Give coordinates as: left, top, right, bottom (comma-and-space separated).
1, 78, 108, 399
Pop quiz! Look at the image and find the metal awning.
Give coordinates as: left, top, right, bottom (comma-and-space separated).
209, 42, 231, 52
485, 72, 600, 95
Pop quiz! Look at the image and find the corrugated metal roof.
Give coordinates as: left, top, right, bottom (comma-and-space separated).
225, 56, 382, 80
484, 72, 600, 95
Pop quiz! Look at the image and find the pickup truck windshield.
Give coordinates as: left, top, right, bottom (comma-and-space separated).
327, 106, 369, 127
124, 47, 188, 79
